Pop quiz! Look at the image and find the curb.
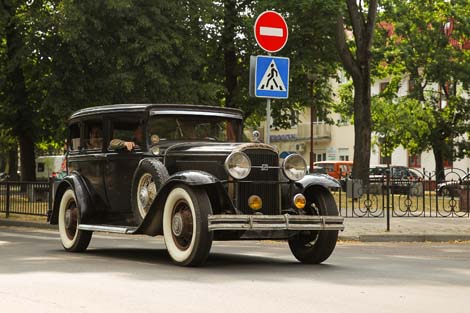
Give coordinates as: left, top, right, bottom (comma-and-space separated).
1, 219, 469, 243
0, 219, 57, 230
339, 234, 470, 242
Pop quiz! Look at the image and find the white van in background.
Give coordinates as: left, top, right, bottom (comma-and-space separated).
35, 155, 66, 180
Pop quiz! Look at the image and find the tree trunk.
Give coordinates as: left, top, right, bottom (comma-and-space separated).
335, 0, 377, 183
18, 134, 36, 181
8, 145, 19, 181
4, 2, 36, 181
352, 72, 372, 183
222, 0, 239, 108
432, 140, 446, 183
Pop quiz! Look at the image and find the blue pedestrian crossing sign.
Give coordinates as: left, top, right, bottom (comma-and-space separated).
250, 55, 289, 99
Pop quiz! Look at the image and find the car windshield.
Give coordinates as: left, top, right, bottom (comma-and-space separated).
148, 115, 241, 143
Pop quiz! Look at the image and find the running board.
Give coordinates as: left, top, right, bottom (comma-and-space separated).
78, 224, 138, 234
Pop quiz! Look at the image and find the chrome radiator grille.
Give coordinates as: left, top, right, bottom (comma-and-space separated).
237, 149, 280, 215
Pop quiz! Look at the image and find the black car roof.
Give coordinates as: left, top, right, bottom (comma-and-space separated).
69, 104, 244, 120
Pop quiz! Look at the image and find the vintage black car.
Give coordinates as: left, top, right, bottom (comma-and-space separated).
48, 104, 344, 266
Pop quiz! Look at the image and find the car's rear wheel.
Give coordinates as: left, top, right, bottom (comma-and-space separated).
131, 159, 169, 224
58, 189, 92, 252
163, 185, 213, 267
288, 187, 339, 264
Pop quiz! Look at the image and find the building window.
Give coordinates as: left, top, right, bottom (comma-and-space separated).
339, 148, 349, 161
313, 152, 327, 162
408, 153, 421, 168
379, 82, 389, 93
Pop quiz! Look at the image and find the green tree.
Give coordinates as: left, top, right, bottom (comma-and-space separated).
375, 0, 470, 179
335, 0, 378, 182
0, 0, 55, 181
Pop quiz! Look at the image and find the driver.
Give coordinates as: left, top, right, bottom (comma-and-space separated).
109, 125, 143, 151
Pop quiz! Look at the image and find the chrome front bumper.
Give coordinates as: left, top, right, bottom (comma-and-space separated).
208, 214, 344, 231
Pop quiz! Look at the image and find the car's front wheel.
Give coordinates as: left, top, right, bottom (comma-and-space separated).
58, 189, 92, 252
288, 187, 339, 264
163, 185, 213, 266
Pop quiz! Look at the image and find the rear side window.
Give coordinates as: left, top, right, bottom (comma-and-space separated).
84, 120, 104, 151
69, 123, 81, 151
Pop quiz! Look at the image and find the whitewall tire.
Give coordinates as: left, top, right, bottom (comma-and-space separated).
163, 185, 212, 266
58, 189, 92, 252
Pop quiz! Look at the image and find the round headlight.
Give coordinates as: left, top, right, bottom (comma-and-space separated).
224, 151, 251, 180
282, 154, 307, 181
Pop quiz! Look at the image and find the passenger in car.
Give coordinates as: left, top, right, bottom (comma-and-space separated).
87, 126, 103, 149
109, 125, 144, 151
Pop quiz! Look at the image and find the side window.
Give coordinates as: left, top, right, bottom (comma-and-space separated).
84, 120, 104, 151
69, 123, 81, 152
109, 119, 143, 151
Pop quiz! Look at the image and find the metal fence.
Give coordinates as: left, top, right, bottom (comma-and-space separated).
0, 181, 52, 217
1, 168, 469, 221
336, 168, 470, 220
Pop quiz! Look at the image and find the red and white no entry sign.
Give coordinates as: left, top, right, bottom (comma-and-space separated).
254, 11, 288, 53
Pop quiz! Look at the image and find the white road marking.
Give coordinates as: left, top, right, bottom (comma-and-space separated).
260, 26, 283, 37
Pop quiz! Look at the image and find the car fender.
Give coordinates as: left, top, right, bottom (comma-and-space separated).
297, 174, 341, 193
135, 170, 231, 236
49, 173, 93, 225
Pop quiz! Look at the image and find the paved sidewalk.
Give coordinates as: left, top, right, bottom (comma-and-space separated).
1, 216, 470, 242
341, 217, 470, 242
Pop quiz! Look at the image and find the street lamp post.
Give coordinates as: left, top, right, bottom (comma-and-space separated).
308, 78, 317, 173
310, 104, 315, 173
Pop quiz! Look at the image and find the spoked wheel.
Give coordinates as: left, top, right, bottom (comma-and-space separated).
288, 187, 339, 264
163, 185, 213, 267
137, 173, 157, 219
131, 159, 169, 224
58, 189, 92, 252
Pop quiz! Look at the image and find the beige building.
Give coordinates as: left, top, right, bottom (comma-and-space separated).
257, 75, 470, 175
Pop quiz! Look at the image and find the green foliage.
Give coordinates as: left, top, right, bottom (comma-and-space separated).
373, 0, 470, 169
371, 95, 435, 157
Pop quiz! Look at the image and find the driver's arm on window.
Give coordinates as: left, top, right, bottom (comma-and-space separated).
109, 139, 135, 151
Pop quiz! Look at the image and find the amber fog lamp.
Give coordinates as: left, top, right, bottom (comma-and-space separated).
282, 154, 307, 181
225, 151, 251, 180
293, 194, 306, 209
248, 195, 262, 210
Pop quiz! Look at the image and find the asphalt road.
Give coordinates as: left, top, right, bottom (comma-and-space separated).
1, 227, 470, 313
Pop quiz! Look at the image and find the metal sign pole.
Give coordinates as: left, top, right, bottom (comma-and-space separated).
266, 98, 271, 144
265, 52, 272, 144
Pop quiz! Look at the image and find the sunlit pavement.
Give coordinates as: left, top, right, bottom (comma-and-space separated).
1, 226, 470, 313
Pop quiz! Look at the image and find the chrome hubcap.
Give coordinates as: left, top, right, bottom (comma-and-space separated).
172, 213, 184, 237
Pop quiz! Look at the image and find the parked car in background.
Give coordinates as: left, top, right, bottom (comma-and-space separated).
310, 166, 327, 175
48, 104, 344, 267
437, 173, 470, 197
314, 161, 353, 179
369, 165, 422, 195
36, 155, 66, 181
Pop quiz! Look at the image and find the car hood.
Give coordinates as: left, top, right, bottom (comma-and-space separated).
161, 142, 277, 157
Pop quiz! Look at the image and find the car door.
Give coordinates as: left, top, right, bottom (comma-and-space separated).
104, 115, 145, 216
66, 119, 108, 212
